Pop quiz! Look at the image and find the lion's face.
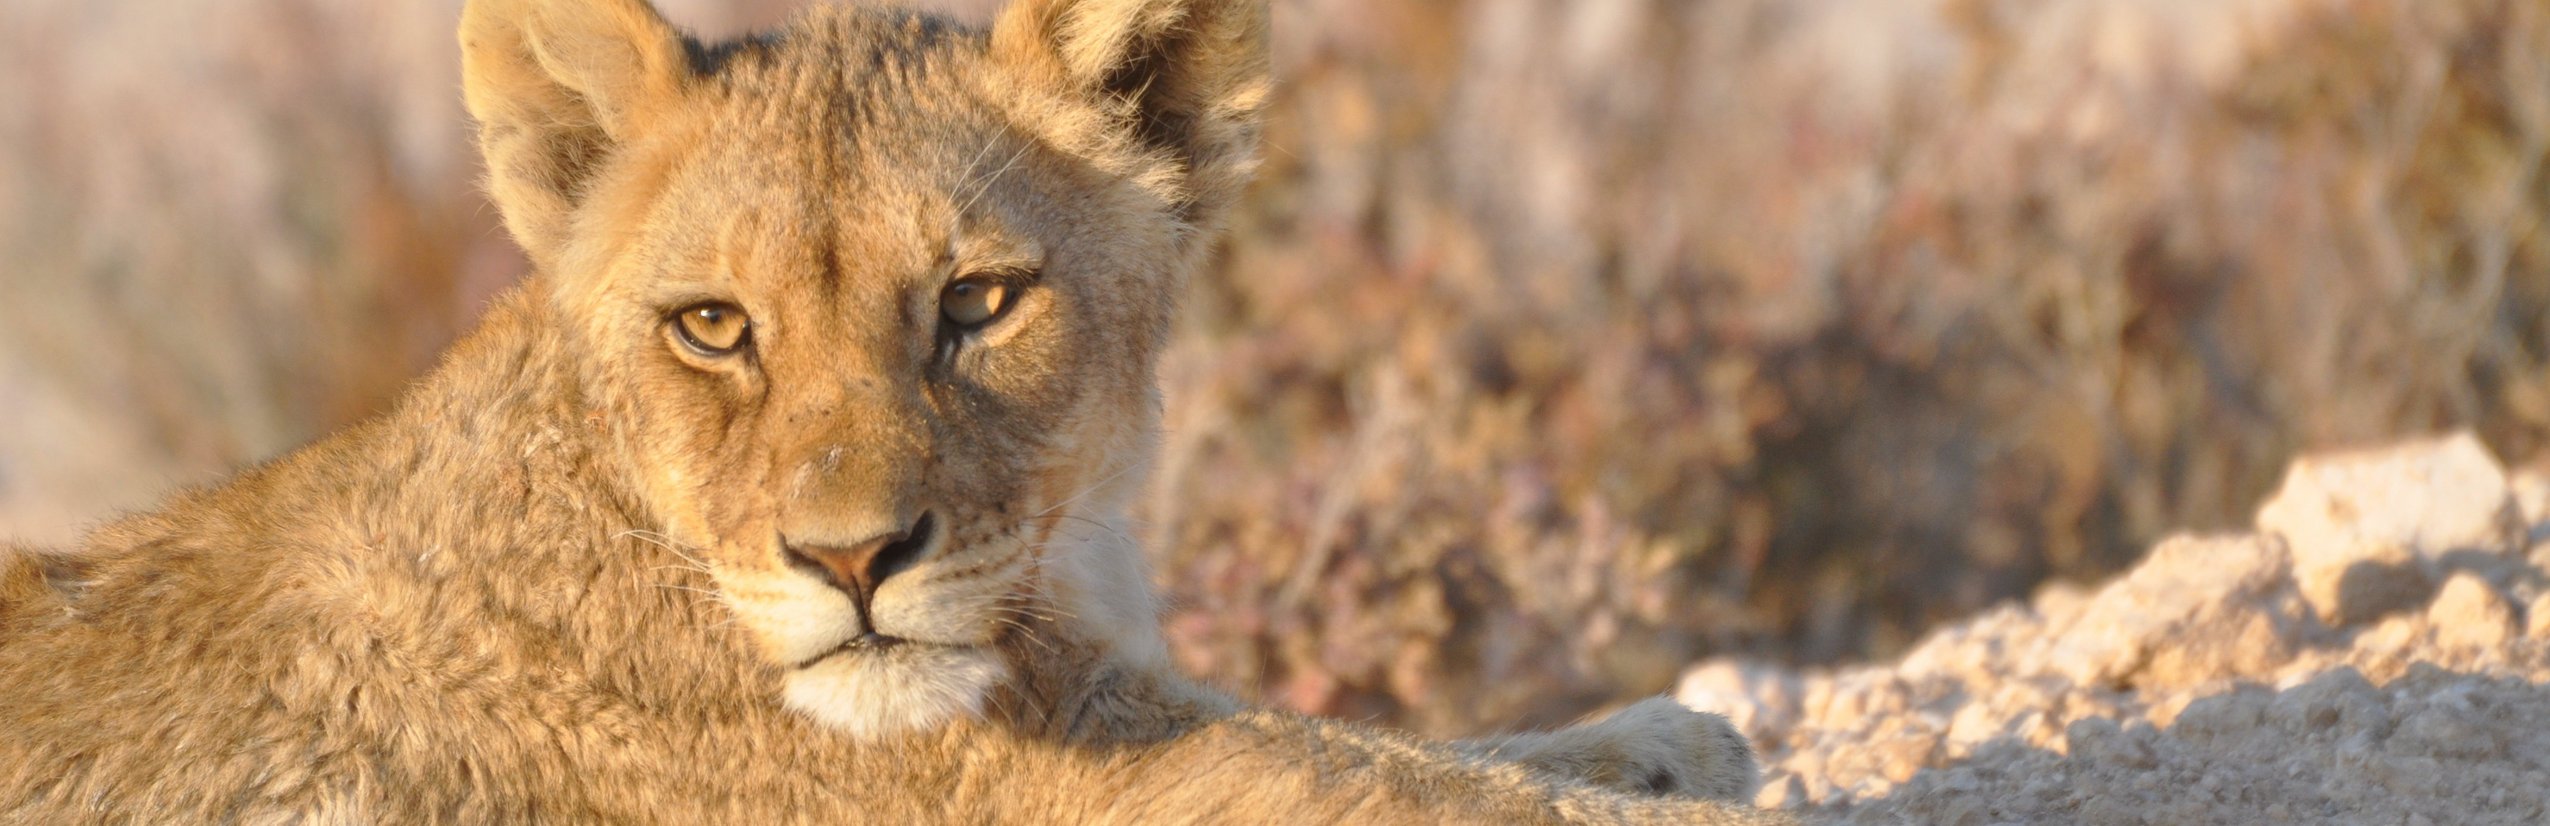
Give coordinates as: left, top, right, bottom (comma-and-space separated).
560, 19, 1179, 737
459, 0, 1262, 737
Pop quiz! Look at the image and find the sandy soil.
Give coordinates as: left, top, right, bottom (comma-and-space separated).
1681, 433, 2550, 824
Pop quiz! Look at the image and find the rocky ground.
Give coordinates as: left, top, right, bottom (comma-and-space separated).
1679, 434, 2550, 824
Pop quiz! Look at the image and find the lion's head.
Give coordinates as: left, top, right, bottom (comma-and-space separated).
457, 0, 1265, 738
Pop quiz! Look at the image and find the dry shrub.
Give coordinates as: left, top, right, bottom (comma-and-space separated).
0, 0, 504, 537
1153, 0, 2550, 736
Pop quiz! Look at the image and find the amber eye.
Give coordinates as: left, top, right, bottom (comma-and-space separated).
671, 302, 751, 355
940, 274, 1017, 330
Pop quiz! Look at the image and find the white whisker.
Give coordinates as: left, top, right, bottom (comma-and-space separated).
1032, 455, 1144, 520
957, 140, 1037, 218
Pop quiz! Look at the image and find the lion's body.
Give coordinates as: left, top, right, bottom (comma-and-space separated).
0, 1, 1775, 822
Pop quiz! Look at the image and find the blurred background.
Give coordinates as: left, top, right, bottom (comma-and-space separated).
3, 0, 2546, 737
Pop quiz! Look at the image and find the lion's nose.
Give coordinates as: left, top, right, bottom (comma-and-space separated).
784, 511, 937, 614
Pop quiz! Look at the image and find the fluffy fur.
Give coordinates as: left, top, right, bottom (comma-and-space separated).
0, 0, 1778, 821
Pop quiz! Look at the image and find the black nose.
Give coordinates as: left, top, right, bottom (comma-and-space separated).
784, 511, 937, 614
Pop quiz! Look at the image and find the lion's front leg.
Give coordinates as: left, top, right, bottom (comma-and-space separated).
1456, 697, 1763, 802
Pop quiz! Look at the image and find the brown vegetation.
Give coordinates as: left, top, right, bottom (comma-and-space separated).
1157, 0, 2550, 736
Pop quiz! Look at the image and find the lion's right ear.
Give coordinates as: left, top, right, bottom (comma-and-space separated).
460, 0, 690, 272
990, 0, 1268, 241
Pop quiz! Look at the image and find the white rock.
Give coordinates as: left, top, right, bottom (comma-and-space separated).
2427, 572, 2516, 652
2173, 685, 2272, 745
2040, 535, 2290, 686
1676, 659, 1799, 741
2263, 667, 2385, 736
2254, 433, 2520, 625
2514, 469, 2550, 569
1752, 773, 1806, 809
2510, 469, 2549, 532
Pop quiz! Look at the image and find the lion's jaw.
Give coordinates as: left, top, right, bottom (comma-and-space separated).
696, 506, 1161, 737
783, 643, 1013, 739
700, 527, 1037, 738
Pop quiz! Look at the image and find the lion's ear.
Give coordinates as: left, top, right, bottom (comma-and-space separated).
460, 0, 691, 272
991, 0, 1269, 236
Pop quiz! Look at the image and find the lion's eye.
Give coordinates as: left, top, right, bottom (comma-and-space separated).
940, 275, 1017, 330
672, 303, 751, 355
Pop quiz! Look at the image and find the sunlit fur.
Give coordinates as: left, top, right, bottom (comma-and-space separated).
0, 0, 1775, 821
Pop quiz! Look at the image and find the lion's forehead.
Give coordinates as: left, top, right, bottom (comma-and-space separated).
690, 8, 1001, 166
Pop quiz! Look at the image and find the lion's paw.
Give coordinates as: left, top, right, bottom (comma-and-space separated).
1461, 696, 1762, 802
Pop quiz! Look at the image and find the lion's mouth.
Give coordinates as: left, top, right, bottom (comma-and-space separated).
794, 632, 962, 669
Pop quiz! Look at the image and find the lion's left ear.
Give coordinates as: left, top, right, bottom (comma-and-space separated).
990, 0, 1270, 236
460, 0, 692, 273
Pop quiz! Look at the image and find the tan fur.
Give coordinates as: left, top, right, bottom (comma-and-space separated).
0, 0, 1778, 821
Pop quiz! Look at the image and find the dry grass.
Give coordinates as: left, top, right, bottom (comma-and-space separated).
3, 0, 2545, 737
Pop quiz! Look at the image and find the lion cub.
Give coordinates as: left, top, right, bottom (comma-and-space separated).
0, 0, 1774, 821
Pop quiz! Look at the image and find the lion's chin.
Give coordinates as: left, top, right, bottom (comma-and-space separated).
781, 643, 1009, 740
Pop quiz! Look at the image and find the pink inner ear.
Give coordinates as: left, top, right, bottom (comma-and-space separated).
521, 0, 691, 135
